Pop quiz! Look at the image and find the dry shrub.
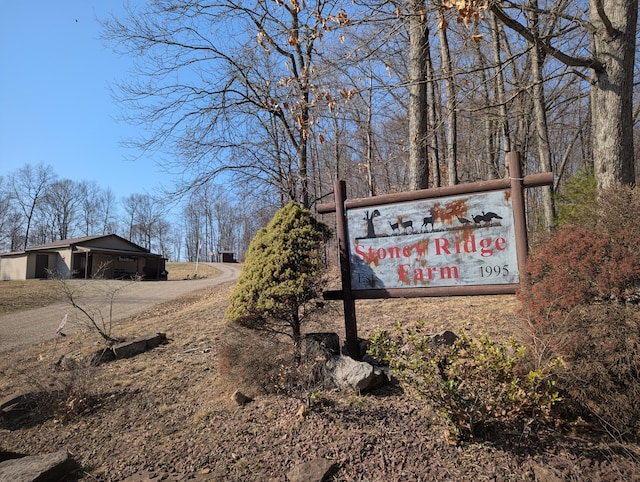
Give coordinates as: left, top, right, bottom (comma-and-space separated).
519, 186, 640, 361
518, 185, 640, 439
368, 324, 562, 444
3, 363, 101, 427
553, 303, 640, 439
217, 325, 329, 399
520, 226, 640, 326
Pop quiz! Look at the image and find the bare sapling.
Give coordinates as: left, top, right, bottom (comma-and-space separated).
48, 263, 134, 344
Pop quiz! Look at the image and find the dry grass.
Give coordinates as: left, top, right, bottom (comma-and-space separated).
0, 262, 218, 316
0, 280, 63, 315
165, 262, 220, 280
2, 279, 639, 481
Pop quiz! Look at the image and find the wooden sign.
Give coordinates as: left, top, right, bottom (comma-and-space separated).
347, 190, 518, 290
317, 152, 553, 357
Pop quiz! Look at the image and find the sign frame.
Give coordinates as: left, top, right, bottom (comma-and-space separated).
317, 151, 553, 357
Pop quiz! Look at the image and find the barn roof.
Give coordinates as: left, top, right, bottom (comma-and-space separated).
0, 234, 156, 257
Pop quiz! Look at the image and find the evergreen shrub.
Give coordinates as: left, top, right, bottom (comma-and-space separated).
225, 201, 331, 359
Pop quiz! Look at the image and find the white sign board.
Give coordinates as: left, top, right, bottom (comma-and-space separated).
346, 190, 518, 290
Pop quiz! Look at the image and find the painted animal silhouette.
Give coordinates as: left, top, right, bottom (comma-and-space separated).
421, 209, 435, 232
398, 216, 414, 234
364, 209, 381, 238
482, 211, 502, 223
472, 211, 503, 225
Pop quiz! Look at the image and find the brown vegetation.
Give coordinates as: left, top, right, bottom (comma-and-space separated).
1, 274, 639, 480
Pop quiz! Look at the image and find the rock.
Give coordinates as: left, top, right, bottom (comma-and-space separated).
0, 451, 24, 463
327, 355, 387, 392
0, 450, 77, 482
286, 457, 337, 482
111, 339, 148, 359
304, 333, 340, 360
231, 391, 252, 406
56, 333, 167, 368
142, 332, 167, 349
432, 330, 458, 346
0, 392, 40, 424
111, 332, 167, 359
296, 404, 307, 420
531, 463, 564, 482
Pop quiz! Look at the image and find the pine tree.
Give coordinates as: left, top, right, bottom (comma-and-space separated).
225, 201, 331, 360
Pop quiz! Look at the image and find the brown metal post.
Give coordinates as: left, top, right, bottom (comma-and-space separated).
508, 151, 529, 279
334, 180, 359, 358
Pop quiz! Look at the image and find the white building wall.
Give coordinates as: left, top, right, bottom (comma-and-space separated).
0, 255, 28, 281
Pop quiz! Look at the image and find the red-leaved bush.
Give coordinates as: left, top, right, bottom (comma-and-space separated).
520, 226, 640, 326
518, 186, 640, 438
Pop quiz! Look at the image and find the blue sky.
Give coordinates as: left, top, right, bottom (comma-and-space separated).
0, 1, 172, 200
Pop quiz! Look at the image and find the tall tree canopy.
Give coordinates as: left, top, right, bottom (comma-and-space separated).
102, 0, 638, 222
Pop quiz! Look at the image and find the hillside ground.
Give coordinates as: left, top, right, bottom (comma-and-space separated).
1, 264, 639, 481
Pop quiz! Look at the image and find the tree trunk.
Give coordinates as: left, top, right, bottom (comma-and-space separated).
490, 15, 512, 160
438, 13, 458, 186
590, 0, 637, 190
408, 0, 429, 190
426, 38, 441, 188
528, 2, 555, 231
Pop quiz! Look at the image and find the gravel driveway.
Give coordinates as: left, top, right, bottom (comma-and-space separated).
0, 262, 241, 354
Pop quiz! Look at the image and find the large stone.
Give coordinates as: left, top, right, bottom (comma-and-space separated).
111, 332, 167, 359
231, 390, 253, 406
0, 450, 77, 482
327, 355, 387, 392
286, 457, 337, 482
111, 339, 147, 359
304, 333, 340, 360
141, 332, 167, 349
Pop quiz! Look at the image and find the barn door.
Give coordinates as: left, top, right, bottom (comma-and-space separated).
35, 254, 49, 279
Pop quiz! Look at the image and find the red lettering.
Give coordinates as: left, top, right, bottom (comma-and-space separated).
479, 238, 493, 257
495, 237, 506, 251
435, 238, 451, 255
439, 266, 459, 279
464, 235, 477, 254
388, 246, 401, 258
398, 264, 411, 283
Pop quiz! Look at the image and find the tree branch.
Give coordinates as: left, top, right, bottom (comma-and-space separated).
490, 5, 605, 73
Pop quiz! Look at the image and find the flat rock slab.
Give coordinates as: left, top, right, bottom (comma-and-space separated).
112, 333, 167, 359
0, 450, 77, 482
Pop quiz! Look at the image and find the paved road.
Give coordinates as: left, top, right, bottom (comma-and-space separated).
0, 263, 242, 354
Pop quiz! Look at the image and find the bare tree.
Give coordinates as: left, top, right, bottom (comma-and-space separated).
489, 0, 638, 191
438, 9, 458, 186
8, 163, 54, 249
43, 179, 82, 241
408, 0, 430, 190
102, 0, 351, 209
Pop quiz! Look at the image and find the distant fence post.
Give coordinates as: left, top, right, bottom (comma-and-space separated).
334, 180, 359, 358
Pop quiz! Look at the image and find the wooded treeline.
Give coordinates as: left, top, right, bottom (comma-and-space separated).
2, 1, 638, 260
0, 163, 263, 261
100, 0, 638, 232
